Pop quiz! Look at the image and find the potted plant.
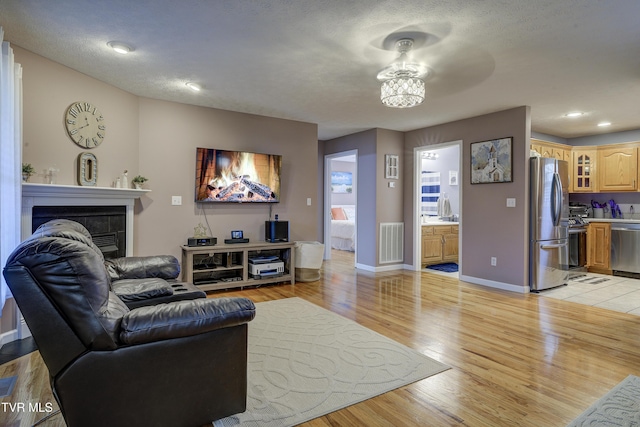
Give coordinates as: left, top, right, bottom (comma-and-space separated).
132, 175, 148, 189
22, 163, 35, 182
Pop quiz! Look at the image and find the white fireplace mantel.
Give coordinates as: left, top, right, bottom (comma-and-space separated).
21, 183, 150, 256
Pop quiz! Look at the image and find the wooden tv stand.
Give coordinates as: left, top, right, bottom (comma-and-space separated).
181, 241, 295, 291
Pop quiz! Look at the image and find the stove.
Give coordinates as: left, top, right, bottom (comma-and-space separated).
568, 216, 587, 228
568, 204, 588, 271
569, 203, 590, 220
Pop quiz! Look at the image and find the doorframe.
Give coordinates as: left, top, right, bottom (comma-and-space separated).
323, 149, 358, 262
413, 140, 463, 271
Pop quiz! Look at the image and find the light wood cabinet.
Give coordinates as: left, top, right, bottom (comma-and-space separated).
181, 241, 295, 291
442, 227, 459, 263
422, 226, 444, 265
530, 141, 543, 157
587, 222, 611, 274
535, 139, 640, 193
571, 148, 597, 193
531, 139, 571, 162
598, 145, 638, 191
422, 224, 459, 266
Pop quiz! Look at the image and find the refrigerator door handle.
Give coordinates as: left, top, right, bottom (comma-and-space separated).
551, 172, 562, 226
541, 242, 567, 250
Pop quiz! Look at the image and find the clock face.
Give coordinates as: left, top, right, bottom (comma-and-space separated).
65, 102, 106, 148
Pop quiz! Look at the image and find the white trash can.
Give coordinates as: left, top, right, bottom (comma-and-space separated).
294, 241, 324, 282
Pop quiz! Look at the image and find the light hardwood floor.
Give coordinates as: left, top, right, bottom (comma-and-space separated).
3, 249, 640, 426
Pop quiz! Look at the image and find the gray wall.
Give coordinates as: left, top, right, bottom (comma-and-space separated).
322, 129, 377, 267
568, 129, 640, 147
533, 129, 640, 147
15, 45, 319, 263
405, 107, 531, 291
321, 128, 404, 268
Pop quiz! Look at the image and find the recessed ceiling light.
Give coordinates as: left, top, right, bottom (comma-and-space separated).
107, 41, 133, 54
597, 122, 611, 127
565, 112, 584, 118
186, 82, 201, 92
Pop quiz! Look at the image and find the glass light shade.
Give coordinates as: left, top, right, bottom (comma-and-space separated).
380, 76, 425, 108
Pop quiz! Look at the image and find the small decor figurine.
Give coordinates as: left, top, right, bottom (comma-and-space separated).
132, 175, 148, 189
22, 163, 35, 182
193, 223, 208, 238
46, 166, 59, 184
121, 170, 128, 188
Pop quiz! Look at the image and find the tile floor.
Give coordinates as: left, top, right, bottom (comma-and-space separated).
423, 267, 640, 316
537, 273, 640, 315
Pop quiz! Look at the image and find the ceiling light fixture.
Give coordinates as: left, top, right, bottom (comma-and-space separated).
597, 121, 611, 127
565, 112, 584, 117
422, 151, 439, 160
107, 41, 133, 54
186, 82, 201, 92
377, 39, 428, 109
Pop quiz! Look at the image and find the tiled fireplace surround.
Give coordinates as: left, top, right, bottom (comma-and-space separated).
21, 183, 148, 257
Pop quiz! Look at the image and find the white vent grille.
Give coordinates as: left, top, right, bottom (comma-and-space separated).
379, 222, 404, 264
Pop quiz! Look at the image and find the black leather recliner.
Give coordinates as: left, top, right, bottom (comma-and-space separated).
105, 254, 207, 308
3, 219, 256, 427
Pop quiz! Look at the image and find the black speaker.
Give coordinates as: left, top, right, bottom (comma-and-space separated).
265, 220, 289, 242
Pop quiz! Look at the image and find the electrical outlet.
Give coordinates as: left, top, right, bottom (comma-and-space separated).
491, 257, 497, 266
171, 196, 182, 206
506, 198, 516, 207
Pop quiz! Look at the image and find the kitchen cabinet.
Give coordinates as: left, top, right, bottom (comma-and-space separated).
587, 222, 611, 274
442, 226, 459, 263
531, 139, 571, 162
532, 140, 640, 194
422, 226, 443, 265
598, 145, 638, 191
530, 141, 552, 158
571, 148, 597, 192
422, 224, 459, 266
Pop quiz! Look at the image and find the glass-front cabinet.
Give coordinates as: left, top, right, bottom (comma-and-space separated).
571, 148, 597, 192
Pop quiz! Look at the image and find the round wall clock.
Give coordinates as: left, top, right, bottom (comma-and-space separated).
65, 101, 106, 148
77, 152, 98, 186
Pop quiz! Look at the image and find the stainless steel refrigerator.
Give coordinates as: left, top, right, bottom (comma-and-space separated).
529, 157, 569, 291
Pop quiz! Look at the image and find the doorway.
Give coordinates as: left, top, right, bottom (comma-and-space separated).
413, 141, 462, 275
323, 150, 357, 265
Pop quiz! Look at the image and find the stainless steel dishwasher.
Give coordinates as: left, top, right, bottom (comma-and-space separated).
611, 223, 640, 274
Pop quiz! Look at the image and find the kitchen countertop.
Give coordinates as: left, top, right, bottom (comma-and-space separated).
421, 219, 460, 226
586, 218, 640, 224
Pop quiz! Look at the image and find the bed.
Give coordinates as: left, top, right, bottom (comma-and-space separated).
330, 205, 356, 251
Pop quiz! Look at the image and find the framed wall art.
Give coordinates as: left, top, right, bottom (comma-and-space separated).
331, 171, 353, 193
385, 154, 399, 179
470, 137, 513, 184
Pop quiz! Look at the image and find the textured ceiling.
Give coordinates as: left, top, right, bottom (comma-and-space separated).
1, 0, 639, 140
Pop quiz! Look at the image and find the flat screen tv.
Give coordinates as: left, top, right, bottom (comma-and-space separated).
195, 147, 282, 203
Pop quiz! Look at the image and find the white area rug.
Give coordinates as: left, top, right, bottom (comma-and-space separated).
214, 297, 450, 427
567, 375, 640, 426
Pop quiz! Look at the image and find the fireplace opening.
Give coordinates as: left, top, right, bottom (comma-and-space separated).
32, 206, 126, 259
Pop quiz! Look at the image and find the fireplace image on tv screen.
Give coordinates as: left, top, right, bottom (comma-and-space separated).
195, 148, 282, 203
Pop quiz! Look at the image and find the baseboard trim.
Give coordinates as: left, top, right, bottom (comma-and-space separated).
352, 264, 529, 293
355, 263, 405, 273
0, 328, 20, 347
459, 274, 529, 294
